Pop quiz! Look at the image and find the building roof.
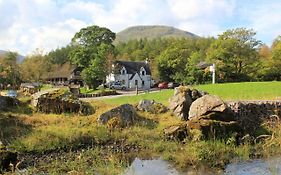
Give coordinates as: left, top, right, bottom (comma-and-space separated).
197, 62, 212, 69
44, 63, 83, 79
114, 60, 151, 75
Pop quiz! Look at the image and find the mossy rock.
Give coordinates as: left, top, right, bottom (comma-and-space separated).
187, 120, 241, 140
0, 150, 18, 172
33, 89, 94, 115
164, 123, 188, 141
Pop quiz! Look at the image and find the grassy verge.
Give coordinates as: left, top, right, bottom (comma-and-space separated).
101, 81, 281, 105
102, 89, 173, 105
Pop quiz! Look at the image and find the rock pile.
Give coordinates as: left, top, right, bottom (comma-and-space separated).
188, 95, 239, 139
169, 86, 207, 120
137, 99, 168, 114
97, 104, 137, 127
31, 89, 93, 115
167, 88, 240, 141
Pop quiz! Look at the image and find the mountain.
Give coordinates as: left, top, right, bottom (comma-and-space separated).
115, 25, 199, 43
0, 50, 25, 63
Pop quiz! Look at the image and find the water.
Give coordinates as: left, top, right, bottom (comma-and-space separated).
125, 157, 281, 175
124, 158, 218, 175
225, 157, 281, 175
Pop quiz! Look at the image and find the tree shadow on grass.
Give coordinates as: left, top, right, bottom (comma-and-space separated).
135, 114, 159, 129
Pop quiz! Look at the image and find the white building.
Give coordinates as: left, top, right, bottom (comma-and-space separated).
106, 60, 153, 89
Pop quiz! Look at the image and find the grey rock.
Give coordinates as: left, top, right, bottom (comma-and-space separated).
98, 104, 137, 127
31, 89, 93, 115
0, 96, 19, 111
169, 86, 205, 120
188, 95, 229, 121
137, 99, 168, 114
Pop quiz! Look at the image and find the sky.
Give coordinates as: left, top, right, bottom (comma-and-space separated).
0, 0, 281, 55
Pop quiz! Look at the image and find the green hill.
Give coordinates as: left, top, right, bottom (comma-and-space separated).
115, 25, 198, 43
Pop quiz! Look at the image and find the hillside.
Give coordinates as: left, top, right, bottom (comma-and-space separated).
0, 50, 25, 63
115, 25, 198, 43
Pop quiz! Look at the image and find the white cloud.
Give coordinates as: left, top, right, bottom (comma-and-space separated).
242, 2, 281, 45
1, 0, 280, 55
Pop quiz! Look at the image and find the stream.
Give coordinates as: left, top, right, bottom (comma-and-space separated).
124, 157, 281, 175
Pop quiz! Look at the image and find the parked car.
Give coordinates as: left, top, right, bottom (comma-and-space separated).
168, 82, 180, 89
110, 82, 126, 90
158, 82, 168, 89
6, 90, 17, 98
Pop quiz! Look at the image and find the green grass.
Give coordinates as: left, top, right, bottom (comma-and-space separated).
195, 81, 281, 101
80, 87, 112, 94
40, 84, 53, 91
102, 89, 174, 105
101, 81, 281, 105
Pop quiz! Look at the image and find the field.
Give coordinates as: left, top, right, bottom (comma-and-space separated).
1, 81, 281, 174
101, 81, 281, 105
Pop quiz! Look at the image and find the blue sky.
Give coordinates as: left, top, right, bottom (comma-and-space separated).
0, 0, 281, 55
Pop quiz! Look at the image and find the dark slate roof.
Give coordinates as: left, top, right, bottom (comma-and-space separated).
197, 62, 212, 69
114, 60, 151, 75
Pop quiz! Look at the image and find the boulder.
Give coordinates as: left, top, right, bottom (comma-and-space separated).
0, 96, 19, 111
186, 120, 240, 140
188, 95, 233, 121
169, 86, 206, 120
164, 124, 188, 141
97, 104, 137, 127
31, 89, 93, 115
0, 150, 18, 172
0, 142, 18, 172
137, 99, 168, 114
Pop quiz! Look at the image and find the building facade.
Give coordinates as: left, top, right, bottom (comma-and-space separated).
106, 61, 153, 89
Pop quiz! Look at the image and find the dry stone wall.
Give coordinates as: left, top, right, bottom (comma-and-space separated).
226, 100, 281, 131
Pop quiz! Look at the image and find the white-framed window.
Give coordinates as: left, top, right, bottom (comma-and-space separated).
140, 67, 146, 76
121, 67, 126, 75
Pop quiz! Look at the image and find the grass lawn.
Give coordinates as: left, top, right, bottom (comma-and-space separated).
80, 87, 113, 94
102, 89, 174, 105
195, 81, 281, 101
101, 81, 281, 105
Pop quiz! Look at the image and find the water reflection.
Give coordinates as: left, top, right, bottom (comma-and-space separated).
125, 157, 281, 175
225, 157, 281, 175
124, 157, 218, 175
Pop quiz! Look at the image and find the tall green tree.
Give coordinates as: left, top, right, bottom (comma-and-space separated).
20, 51, 51, 82
0, 52, 21, 88
70, 25, 116, 88
48, 45, 74, 65
264, 36, 281, 80
207, 28, 261, 82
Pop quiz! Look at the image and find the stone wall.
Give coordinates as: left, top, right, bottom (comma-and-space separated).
226, 100, 281, 131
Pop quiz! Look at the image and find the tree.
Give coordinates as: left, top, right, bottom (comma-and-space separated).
48, 45, 74, 65
264, 36, 281, 80
20, 51, 51, 82
0, 51, 21, 88
70, 25, 116, 88
207, 28, 261, 82
157, 39, 192, 82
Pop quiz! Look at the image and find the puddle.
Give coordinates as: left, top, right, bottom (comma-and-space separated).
225, 157, 281, 175
124, 157, 218, 175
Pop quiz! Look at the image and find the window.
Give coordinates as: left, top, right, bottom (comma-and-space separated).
140, 67, 146, 76
135, 80, 138, 86
121, 67, 126, 75
142, 81, 144, 86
